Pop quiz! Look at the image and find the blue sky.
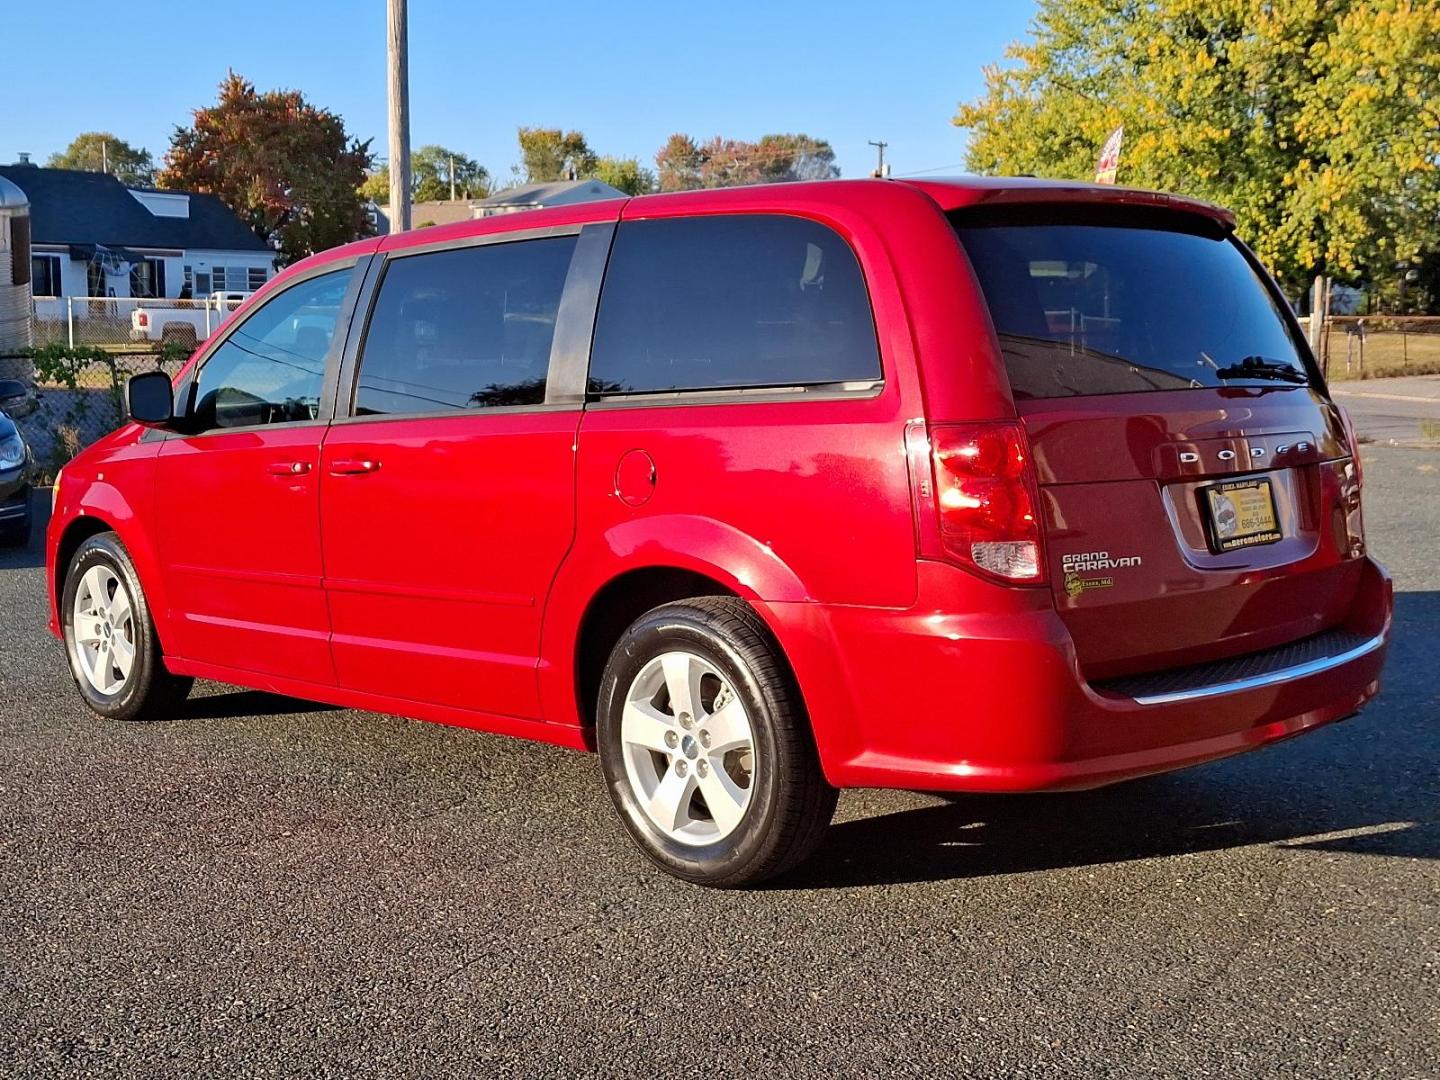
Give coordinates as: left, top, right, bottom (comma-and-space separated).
3, 1, 1037, 183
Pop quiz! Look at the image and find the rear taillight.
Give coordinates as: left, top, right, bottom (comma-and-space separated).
907, 420, 1045, 584
1337, 404, 1364, 488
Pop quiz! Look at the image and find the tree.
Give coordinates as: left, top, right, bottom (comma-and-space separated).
359, 167, 390, 204
654, 132, 840, 190
591, 155, 655, 195
953, 0, 1440, 299
412, 145, 490, 201
517, 128, 597, 183
160, 72, 374, 265
47, 133, 155, 186
656, 133, 704, 191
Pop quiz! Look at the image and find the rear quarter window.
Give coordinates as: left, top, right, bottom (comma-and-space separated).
954, 207, 1310, 399
588, 214, 881, 395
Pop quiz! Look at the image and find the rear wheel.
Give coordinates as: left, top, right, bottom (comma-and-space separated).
62, 533, 192, 720
597, 597, 836, 887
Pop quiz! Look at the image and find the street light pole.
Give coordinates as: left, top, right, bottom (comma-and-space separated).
387, 0, 411, 232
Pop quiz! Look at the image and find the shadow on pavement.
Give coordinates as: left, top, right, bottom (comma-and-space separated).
781, 589, 1439, 890
173, 688, 344, 721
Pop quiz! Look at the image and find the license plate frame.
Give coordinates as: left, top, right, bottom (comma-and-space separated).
1201, 476, 1283, 553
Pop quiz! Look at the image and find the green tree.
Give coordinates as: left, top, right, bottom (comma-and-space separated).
591, 155, 655, 195
953, 0, 1440, 300
412, 145, 490, 201
160, 72, 373, 265
517, 128, 597, 183
359, 167, 390, 204
47, 132, 155, 186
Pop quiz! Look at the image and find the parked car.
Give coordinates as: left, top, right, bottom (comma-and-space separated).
0, 380, 34, 547
45, 178, 1392, 886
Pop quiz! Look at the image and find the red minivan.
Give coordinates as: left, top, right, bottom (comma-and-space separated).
46, 178, 1391, 886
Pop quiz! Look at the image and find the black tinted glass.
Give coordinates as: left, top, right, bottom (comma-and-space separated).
355, 236, 577, 415
588, 215, 880, 395
191, 269, 351, 430
954, 212, 1308, 399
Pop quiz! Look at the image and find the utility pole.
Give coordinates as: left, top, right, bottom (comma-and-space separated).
868, 139, 888, 178
387, 0, 412, 232
101, 138, 108, 176
449, 153, 456, 201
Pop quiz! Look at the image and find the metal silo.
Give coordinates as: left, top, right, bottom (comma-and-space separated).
0, 173, 34, 357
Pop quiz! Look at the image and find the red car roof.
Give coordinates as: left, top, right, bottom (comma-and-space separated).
898, 175, 1236, 228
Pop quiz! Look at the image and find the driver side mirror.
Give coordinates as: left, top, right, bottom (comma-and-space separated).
128, 371, 176, 427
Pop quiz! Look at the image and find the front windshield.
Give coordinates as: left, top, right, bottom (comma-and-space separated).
953, 210, 1310, 399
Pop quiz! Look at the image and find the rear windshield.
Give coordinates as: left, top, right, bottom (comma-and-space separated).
953, 208, 1310, 399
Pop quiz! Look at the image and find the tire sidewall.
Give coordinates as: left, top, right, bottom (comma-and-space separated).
61, 535, 155, 719
597, 607, 790, 883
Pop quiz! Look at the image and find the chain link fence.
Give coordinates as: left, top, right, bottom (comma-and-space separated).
0, 349, 189, 484
33, 295, 243, 351
1301, 315, 1440, 381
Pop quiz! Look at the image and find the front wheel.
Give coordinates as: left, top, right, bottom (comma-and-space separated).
596, 597, 836, 887
61, 533, 193, 720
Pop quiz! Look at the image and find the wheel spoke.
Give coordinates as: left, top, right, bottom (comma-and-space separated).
93, 642, 113, 689
81, 566, 108, 609
705, 700, 752, 755
73, 614, 105, 645
621, 699, 674, 753
111, 633, 135, 678
660, 653, 699, 721
107, 586, 132, 628
646, 763, 697, 834
696, 765, 748, 835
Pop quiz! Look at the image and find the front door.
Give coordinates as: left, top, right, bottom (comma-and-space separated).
320, 232, 584, 719
156, 266, 357, 682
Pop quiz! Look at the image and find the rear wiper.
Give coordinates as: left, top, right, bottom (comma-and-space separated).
1213, 356, 1308, 384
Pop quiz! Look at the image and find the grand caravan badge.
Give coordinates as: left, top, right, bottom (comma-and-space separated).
1061, 550, 1142, 599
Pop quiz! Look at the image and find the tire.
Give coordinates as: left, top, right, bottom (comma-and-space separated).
597, 597, 837, 887
61, 533, 193, 721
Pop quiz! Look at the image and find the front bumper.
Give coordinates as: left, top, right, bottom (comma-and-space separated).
763, 557, 1392, 793
0, 476, 30, 526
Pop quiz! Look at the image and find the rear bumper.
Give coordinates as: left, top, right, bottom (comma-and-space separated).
763, 557, 1391, 793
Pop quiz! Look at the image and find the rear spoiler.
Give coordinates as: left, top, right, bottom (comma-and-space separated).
901, 177, 1236, 231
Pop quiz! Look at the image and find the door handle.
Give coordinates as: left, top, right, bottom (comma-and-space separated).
267, 461, 312, 476
329, 459, 381, 476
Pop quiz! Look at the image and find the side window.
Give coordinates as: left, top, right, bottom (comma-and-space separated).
588, 215, 881, 395
189, 268, 352, 431
353, 235, 577, 415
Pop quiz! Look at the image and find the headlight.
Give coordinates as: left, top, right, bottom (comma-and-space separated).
0, 435, 24, 469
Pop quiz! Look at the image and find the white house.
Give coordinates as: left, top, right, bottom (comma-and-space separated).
0, 159, 275, 303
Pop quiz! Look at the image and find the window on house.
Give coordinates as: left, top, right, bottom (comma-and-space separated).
248, 267, 268, 291
30, 255, 62, 297
354, 235, 577, 415
211, 267, 228, 293
86, 262, 106, 298
129, 258, 167, 299
588, 215, 882, 396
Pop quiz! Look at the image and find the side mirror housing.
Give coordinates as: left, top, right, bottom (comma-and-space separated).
128, 371, 176, 427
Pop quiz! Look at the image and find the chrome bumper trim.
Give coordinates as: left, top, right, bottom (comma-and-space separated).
1129, 633, 1386, 706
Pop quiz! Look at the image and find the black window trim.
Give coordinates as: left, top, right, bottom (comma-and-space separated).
333, 222, 608, 425
168, 254, 370, 439
582, 212, 887, 407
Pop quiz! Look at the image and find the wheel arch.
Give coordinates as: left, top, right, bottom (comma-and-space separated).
52, 508, 173, 653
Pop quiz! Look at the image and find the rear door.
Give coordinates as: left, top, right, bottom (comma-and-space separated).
318, 224, 610, 719
953, 206, 1365, 678
156, 263, 360, 680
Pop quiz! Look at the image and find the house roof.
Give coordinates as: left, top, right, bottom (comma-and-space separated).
0, 165, 272, 253
372, 199, 476, 234
473, 179, 625, 208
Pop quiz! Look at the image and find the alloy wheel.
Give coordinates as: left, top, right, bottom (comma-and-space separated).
71, 565, 136, 696
620, 650, 756, 845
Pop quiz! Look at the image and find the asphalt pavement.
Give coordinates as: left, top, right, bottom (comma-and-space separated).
1, 447, 1436, 1078
1332, 373, 1440, 448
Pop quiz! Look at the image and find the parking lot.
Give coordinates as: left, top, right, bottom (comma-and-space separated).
1, 446, 1435, 1078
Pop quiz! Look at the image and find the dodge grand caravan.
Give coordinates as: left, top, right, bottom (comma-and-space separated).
46, 178, 1391, 886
